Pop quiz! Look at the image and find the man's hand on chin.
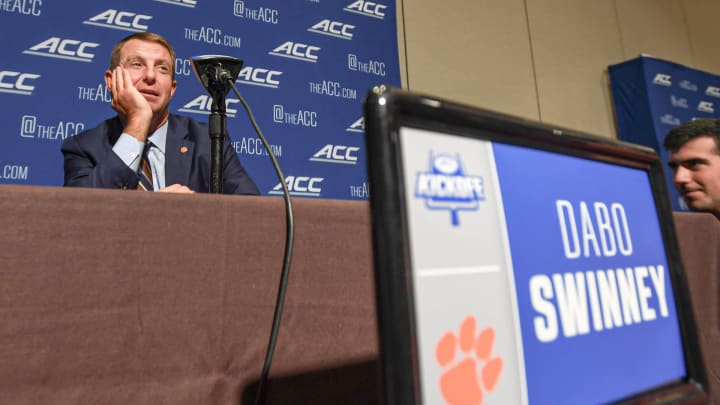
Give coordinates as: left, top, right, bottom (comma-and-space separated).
107, 66, 153, 142
158, 184, 196, 194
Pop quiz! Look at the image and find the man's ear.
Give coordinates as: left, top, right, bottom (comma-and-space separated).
170, 79, 177, 98
104, 70, 113, 92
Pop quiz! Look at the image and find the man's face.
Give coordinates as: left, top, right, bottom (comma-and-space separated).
116, 38, 176, 116
668, 135, 720, 216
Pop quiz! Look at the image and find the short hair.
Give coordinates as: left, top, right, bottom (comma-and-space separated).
663, 118, 720, 153
108, 32, 176, 79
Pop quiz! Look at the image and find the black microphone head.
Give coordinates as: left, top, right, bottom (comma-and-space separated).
190, 55, 244, 98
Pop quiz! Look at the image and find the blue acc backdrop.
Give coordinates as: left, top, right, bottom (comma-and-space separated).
609, 56, 720, 211
0, 0, 400, 199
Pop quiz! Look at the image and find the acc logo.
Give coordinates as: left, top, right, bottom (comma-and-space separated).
346, 117, 364, 133
652, 73, 671, 87
680, 80, 698, 92
20, 115, 85, 140
233, 1, 279, 24
308, 19, 355, 40
236, 66, 282, 88
415, 152, 485, 227
269, 41, 320, 63
83, 9, 152, 32
269, 175, 324, 197
436, 316, 503, 405
348, 54, 386, 76
698, 101, 715, 113
23, 37, 99, 63
175, 58, 193, 77
344, 0, 386, 19
0, 71, 40, 95
309, 144, 360, 165
153, 0, 197, 8
660, 114, 681, 126
177, 95, 239, 117
670, 95, 688, 108
705, 86, 720, 98
1, 0, 42, 16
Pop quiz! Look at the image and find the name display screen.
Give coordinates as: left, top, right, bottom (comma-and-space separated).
398, 126, 687, 404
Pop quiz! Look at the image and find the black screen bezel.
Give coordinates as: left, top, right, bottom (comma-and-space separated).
364, 86, 707, 405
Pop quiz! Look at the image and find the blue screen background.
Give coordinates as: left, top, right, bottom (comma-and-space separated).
492, 142, 686, 404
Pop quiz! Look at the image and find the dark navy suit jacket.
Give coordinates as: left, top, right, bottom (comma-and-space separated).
61, 114, 259, 195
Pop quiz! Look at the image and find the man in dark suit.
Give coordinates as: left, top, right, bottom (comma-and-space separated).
61, 32, 259, 195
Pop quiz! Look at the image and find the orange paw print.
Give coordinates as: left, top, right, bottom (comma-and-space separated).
436, 316, 503, 405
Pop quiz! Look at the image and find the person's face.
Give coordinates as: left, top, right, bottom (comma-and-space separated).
668, 135, 720, 216
116, 38, 176, 116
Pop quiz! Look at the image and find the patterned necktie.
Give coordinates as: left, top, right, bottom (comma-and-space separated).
137, 142, 154, 191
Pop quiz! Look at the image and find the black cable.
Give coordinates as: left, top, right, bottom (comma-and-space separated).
227, 79, 295, 405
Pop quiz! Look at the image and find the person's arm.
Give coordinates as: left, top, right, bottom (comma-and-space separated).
62, 66, 156, 190
61, 133, 140, 189
107, 66, 152, 143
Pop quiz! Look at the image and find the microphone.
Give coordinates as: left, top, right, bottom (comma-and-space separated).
190, 55, 243, 99
190, 54, 295, 405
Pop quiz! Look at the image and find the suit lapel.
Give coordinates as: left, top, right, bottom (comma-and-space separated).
165, 115, 195, 187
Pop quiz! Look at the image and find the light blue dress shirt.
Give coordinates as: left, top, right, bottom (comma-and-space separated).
111, 121, 168, 191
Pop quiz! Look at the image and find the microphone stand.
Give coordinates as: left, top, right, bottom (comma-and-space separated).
191, 55, 296, 404
208, 96, 225, 193
190, 55, 243, 194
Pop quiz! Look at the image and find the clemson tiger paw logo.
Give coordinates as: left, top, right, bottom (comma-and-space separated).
436, 316, 503, 405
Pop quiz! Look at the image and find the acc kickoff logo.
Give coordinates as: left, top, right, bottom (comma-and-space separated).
415, 152, 485, 226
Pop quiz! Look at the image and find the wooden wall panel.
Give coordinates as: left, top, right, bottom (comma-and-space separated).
397, 0, 720, 139
526, 0, 623, 138
401, 0, 540, 119
682, 0, 720, 74
614, 0, 693, 64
